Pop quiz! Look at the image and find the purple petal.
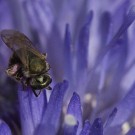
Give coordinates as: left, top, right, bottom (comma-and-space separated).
0, 0, 15, 64
90, 118, 103, 135
56, 0, 87, 35
64, 121, 79, 135
63, 24, 72, 79
64, 24, 71, 61
104, 107, 117, 128
80, 120, 91, 135
108, 5, 135, 47
18, 85, 47, 135
0, 0, 14, 29
126, 128, 135, 135
93, 5, 135, 69
35, 80, 68, 135
67, 92, 82, 134
0, 120, 12, 135
7, 0, 26, 29
76, 11, 93, 72
99, 11, 111, 46
111, 84, 135, 126
46, 25, 65, 81
22, 1, 40, 32
22, 0, 54, 35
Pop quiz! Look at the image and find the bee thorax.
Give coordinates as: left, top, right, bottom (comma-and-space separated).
29, 57, 45, 73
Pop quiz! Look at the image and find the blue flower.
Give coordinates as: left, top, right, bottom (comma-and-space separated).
0, 0, 135, 135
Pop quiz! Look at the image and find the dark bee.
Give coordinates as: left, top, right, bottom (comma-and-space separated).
0, 30, 52, 97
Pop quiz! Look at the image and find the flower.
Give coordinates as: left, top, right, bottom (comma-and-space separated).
0, 0, 135, 135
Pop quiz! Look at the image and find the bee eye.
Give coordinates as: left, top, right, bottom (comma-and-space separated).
36, 76, 44, 83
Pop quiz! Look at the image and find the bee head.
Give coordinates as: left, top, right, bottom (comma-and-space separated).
30, 74, 52, 90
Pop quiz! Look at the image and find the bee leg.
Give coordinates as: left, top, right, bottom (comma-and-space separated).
32, 89, 42, 97
32, 89, 38, 97
46, 86, 52, 90
37, 90, 42, 96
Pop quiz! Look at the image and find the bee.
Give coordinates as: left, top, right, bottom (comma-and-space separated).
0, 30, 52, 97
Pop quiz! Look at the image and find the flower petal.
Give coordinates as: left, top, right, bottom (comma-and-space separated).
67, 92, 82, 134
80, 120, 91, 135
18, 85, 47, 135
110, 5, 135, 46
64, 114, 78, 135
91, 118, 103, 135
23, 0, 54, 35
0, 0, 14, 29
104, 107, 117, 128
99, 11, 111, 46
35, 80, 68, 135
0, 120, 12, 135
63, 24, 72, 79
76, 11, 93, 72
93, 5, 135, 69
64, 124, 78, 135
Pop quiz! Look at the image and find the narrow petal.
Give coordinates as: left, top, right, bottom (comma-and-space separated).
80, 120, 91, 135
64, 123, 78, 135
0, 0, 14, 29
0, 120, 12, 135
57, 0, 87, 35
104, 107, 117, 128
7, 0, 26, 29
99, 11, 111, 46
67, 92, 82, 134
64, 115, 78, 135
0, 0, 15, 63
28, 89, 47, 127
90, 118, 103, 135
63, 24, 72, 79
18, 85, 47, 135
76, 11, 93, 72
22, 0, 54, 35
108, 5, 135, 47
93, 5, 135, 69
64, 122, 78, 135
35, 80, 68, 135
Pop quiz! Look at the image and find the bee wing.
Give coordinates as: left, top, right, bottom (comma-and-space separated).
0, 30, 45, 69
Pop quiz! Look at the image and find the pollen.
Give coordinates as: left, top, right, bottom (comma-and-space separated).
122, 122, 130, 134
64, 114, 77, 126
84, 93, 92, 102
84, 93, 97, 108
